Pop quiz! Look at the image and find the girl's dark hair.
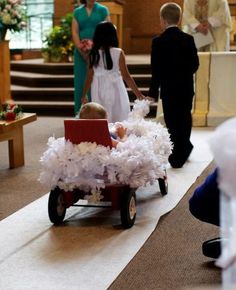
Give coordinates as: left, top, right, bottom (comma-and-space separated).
89, 21, 119, 70
80, 0, 87, 4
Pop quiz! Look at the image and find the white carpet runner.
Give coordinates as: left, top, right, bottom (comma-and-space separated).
0, 128, 213, 290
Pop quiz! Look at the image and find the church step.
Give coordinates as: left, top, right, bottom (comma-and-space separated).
10, 59, 151, 75
10, 59, 73, 75
16, 101, 75, 117
11, 85, 149, 102
10, 56, 154, 117
11, 86, 74, 102
11, 71, 73, 88
11, 71, 151, 88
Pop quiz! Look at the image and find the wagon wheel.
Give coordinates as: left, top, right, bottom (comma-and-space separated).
158, 176, 168, 196
120, 188, 136, 229
48, 187, 66, 225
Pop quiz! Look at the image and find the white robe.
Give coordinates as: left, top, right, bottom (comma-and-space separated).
182, 0, 232, 51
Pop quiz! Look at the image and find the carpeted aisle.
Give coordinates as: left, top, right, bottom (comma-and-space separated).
109, 162, 221, 290
0, 117, 220, 289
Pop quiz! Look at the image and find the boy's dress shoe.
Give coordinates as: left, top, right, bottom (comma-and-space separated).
168, 144, 194, 168
168, 156, 185, 168
202, 237, 222, 259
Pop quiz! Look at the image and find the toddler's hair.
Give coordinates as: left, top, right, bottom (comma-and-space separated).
79, 102, 107, 119
160, 2, 181, 25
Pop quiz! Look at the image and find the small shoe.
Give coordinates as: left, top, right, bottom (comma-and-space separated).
168, 155, 184, 168
168, 144, 194, 168
169, 160, 184, 168
202, 237, 222, 259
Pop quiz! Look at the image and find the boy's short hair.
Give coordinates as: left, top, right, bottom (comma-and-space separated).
160, 2, 181, 25
79, 102, 107, 119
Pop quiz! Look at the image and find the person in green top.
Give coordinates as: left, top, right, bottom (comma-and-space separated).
72, 0, 110, 115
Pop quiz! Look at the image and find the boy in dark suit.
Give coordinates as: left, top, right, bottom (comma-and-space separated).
148, 2, 199, 168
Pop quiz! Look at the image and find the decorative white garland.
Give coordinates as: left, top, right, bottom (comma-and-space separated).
39, 100, 172, 200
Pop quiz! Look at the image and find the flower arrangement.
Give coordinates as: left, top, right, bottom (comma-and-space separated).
78, 39, 93, 62
79, 39, 93, 53
0, 0, 27, 40
42, 13, 74, 63
0, 102, 23, 121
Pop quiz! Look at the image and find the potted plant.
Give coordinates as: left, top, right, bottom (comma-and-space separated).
41, 13, 74, 63
10, 48, 23, 60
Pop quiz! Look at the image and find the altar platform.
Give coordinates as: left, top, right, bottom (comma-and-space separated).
9, 53, 236, 127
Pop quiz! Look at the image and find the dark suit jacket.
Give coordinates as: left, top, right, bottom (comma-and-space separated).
149, 26, 199, 106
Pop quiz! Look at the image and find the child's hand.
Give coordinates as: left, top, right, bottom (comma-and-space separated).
111, 138, 119, 148
82, 96, 89, 104
115, 123, 127, 139
137, 94, 146, 100
145, 96, 155, 103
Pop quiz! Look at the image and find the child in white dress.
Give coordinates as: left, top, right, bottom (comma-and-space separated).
82, 21, 145, 123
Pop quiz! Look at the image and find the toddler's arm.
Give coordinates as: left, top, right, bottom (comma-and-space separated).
111, 138, 119, 148
115, 123, 127, 139
110, 123, 127, 148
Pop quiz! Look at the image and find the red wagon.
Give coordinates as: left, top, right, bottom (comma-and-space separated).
48, 119, 168, 229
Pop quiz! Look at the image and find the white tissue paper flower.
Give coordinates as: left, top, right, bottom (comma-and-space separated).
39, 100, 172, 198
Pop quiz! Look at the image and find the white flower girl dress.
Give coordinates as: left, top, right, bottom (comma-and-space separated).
91, 47, 130, 123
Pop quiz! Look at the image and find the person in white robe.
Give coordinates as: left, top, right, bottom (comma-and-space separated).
182, 0, 232, 51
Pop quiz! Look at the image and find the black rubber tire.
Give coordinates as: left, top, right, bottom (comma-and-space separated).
120, 188, 136, 229
158, 177, 168, 196
48, 187, 66, 225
